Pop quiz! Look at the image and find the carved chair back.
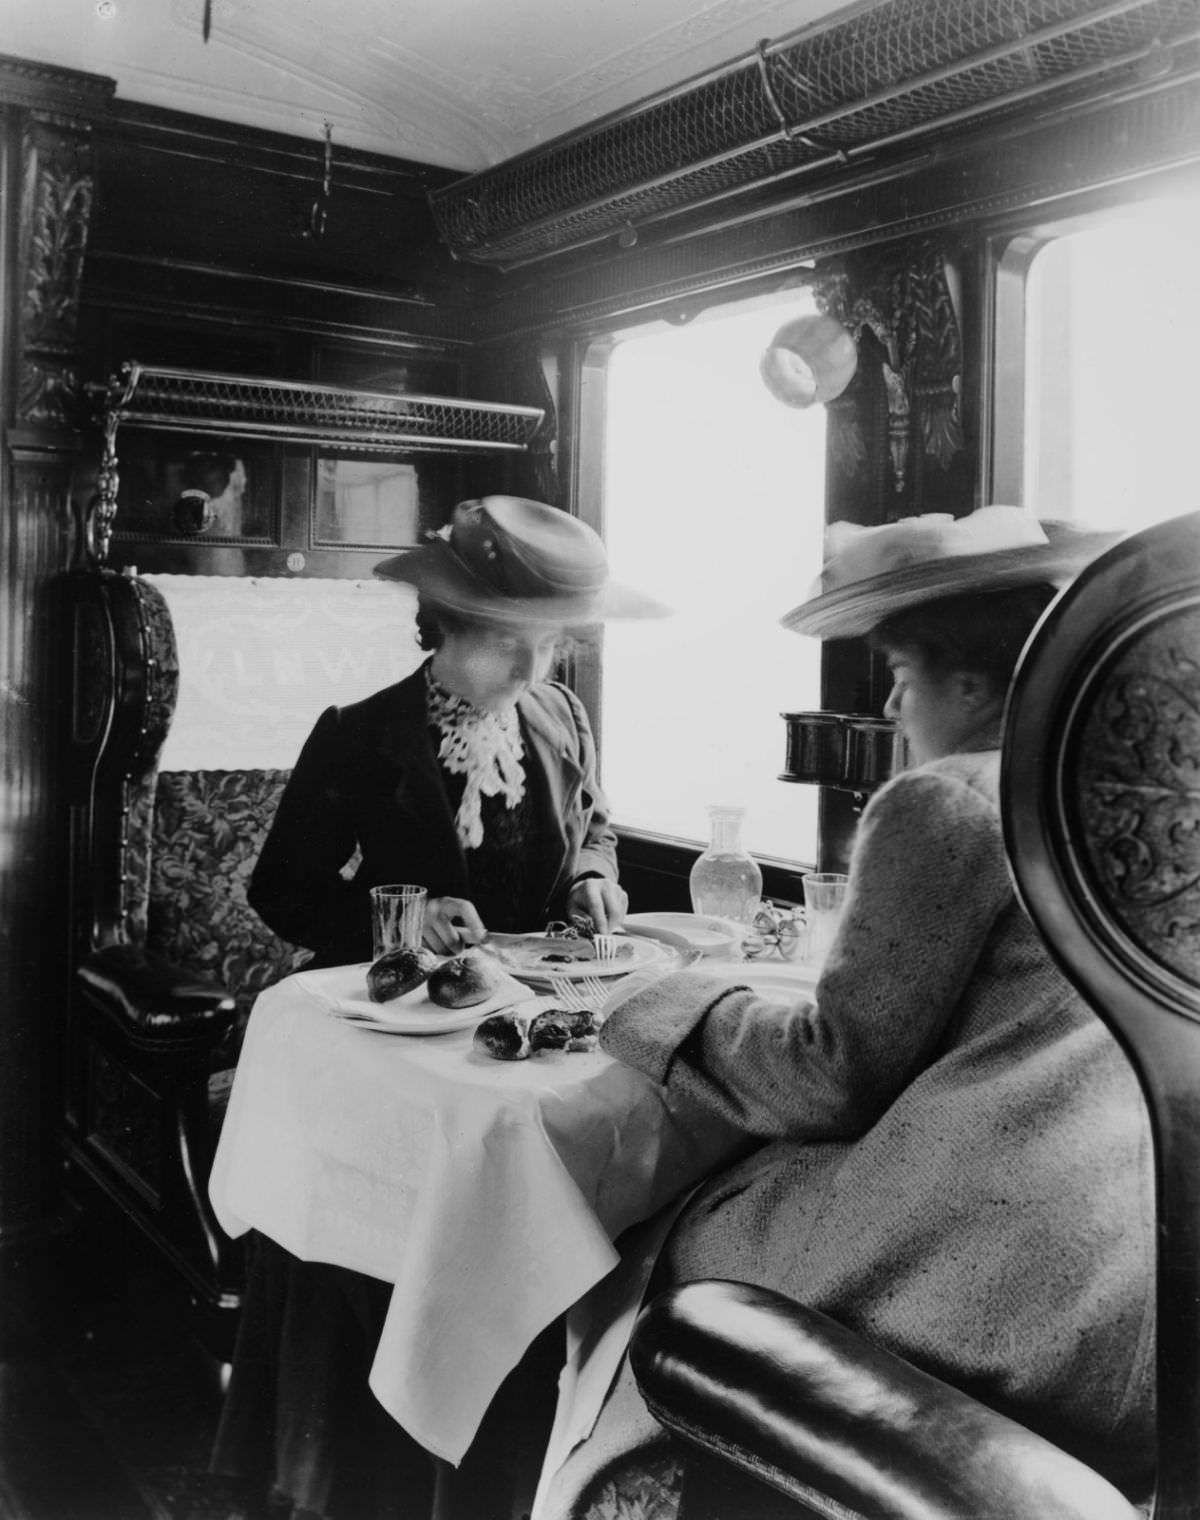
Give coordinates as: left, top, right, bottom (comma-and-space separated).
66, 568, 307, 1017
1002, 507, 1200, 1518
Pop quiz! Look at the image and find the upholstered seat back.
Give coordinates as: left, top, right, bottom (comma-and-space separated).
147, 768, 310, 1016
66, 569, 310, 1018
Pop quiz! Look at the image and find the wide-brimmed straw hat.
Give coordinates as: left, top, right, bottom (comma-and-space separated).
780, 505, 1122, 639
374, 496, 669, 626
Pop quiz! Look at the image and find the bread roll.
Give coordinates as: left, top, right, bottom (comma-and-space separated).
530, 1008, 602, 1053
473, 1011, 533, 1060
367, 946, 437, 1003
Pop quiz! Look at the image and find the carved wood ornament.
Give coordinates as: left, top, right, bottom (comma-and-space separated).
1077, 603, 1200, 990
813, 242, 963, 495
17, 113, 95, 430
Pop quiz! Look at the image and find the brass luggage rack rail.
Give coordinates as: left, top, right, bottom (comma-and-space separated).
87, 362, 546, 562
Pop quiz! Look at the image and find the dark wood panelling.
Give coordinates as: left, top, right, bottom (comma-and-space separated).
89, 100, 468, 298
70, 99, 502, 579
0, 73, 101, 1359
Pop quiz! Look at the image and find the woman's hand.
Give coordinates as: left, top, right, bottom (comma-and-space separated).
423, 896, 488, 955
566, 877, 629, 934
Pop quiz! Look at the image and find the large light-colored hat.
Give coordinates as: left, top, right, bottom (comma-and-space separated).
374, 496, 669, 626
780, 505, 1121, 638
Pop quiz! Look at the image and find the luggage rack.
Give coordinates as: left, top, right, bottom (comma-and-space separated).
87, 362, 546, 562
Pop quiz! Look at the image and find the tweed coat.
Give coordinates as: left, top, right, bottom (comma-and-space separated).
248, 663, 618, 966
544, 749, 1155, 1517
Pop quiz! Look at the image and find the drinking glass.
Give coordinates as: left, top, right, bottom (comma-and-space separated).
801, 873, 849, 967
370, 884, 428, 959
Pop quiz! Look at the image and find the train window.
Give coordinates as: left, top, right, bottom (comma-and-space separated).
994, 192, 1200, 532
598, 291, 826, 865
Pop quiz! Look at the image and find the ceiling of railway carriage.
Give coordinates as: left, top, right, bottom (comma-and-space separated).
10, 0, 854, 171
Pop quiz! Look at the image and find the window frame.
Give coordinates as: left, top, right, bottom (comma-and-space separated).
981, 166, 1200, 510
564, 295, 830, 906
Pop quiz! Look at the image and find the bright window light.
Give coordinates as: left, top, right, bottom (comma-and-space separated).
1025, 195, 1200, 533
600, 293, 827, 864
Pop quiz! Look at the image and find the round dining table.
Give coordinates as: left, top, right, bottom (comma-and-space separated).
207, 955, 778, 1470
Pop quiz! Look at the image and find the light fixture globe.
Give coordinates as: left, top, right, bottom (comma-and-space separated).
760, 313, 858, 408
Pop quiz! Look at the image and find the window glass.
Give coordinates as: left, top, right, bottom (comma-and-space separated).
600, 293, 827, 864
1023, 195, 1200, 532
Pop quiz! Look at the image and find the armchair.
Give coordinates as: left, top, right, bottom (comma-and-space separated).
630, 511, 1200, 1519
62, 567, 309, 1358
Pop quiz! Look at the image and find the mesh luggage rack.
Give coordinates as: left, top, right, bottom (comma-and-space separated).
429, 0, 1200, 267
86, 363, 546, 564
96, 364, 544, 454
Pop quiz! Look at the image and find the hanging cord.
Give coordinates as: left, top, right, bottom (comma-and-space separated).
202, 0, 212, 42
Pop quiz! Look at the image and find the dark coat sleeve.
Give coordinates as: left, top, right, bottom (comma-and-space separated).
248, 705, 372, 963
555, 682, 619, 887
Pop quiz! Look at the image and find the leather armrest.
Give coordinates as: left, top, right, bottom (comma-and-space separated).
630, 1281, 1139, 1520
77, 943, 237, 1054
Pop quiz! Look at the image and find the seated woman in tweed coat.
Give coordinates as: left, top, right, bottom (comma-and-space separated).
540, 507, 1155, 1518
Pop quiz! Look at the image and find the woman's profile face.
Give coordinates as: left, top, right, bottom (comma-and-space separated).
435, 620, 561, 712
881, 645, 985, 765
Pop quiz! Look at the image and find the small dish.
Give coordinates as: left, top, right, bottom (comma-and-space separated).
623, 911, 741, 958
712, 962, 820, 1002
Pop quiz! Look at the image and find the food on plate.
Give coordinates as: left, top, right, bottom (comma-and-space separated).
544, 914, 598, 942
473, 1005, 603, 1060
427, 947, 508, 1009
366, 945, 437, 1004
529, 1007, 602, 1053
539, 941, 595, 964
473, 1011, 534, 1061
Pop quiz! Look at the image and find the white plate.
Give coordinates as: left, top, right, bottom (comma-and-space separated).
712, 962, 820, 1003
623, 911, 740, 957
295, 963, 529, 1035
480, 931, 675, 985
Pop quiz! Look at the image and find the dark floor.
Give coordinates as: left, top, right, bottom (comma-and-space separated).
3, 1200, 241, 1520
4, 1201, 555, 1520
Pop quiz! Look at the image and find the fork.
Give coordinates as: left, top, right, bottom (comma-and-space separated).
592, 934, 621, 962
549, 975, 609, 1012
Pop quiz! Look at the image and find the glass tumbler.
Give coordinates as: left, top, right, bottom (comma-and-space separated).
370, 884, 428, 960
801, 872, 848, 967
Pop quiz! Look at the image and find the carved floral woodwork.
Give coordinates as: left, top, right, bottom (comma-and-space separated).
813, 242, 963, 494
17, 113, 95, 430
1077, 603, 1200, 990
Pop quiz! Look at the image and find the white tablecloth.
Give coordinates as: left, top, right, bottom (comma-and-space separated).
208, 964, 742, 1465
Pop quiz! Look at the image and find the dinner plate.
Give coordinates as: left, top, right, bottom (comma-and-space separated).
294, 964, 528, 1035
480, 930, 676, 986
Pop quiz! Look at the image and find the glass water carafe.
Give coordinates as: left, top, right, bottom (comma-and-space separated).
689, 805, 763, 925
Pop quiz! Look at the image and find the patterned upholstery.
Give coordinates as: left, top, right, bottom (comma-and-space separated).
147, 768, 310, 1021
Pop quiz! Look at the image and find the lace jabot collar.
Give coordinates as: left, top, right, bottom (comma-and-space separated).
425, 664, 526, 850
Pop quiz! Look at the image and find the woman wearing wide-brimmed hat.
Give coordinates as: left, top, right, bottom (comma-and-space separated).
250, 496, 666, 964
218, 500, 664, 1520
538, 506, 1155, 1519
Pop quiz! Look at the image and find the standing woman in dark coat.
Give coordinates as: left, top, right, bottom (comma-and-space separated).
249, 495, 666, 964
214, 496, 665, 1520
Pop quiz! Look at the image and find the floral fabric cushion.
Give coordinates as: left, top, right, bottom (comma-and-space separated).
147, 769, 311, 1018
